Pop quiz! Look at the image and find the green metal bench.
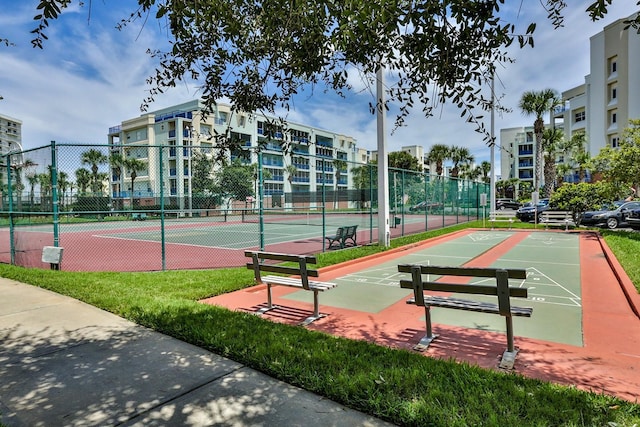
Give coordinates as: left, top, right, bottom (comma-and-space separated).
325, 225, 358, 250
398, 264, 532, 369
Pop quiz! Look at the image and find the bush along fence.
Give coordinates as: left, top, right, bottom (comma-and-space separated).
0, 142, 490, 272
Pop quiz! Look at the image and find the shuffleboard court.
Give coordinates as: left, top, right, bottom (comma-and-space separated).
284, 230, 583, 346
203, 229, 640, 400
284, 231, 514, 313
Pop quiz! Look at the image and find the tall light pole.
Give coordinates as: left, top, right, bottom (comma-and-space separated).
376, 64, 390, 247
490, 70, 496, 212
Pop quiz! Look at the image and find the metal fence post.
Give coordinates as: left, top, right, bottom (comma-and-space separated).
322, 158, 326, 251
258, 151, 265, 251
159, 145, 166, 271
369, 164, 373, 243
7, 153, 15, 264
50, 141, 60, 248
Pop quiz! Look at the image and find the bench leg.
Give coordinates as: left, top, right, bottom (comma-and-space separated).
256, 283, 278, 315
414, 305, 438, 351
498, 315, 519, 369
300, 290, 325, 326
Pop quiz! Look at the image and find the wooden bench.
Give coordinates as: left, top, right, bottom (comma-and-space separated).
397, 264, 532, 369
245, 251, 337, 325
325, 225, 358, 250
488, 211, 517, 229
540, 211, 575, 231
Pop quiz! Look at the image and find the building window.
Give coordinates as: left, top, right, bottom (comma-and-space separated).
525, 132, 534, 143
611, 87, 617, 100
574, 111, 585, 123
608, 56, 618, 75
610, 136, 619, 148
611, 112, 617, 124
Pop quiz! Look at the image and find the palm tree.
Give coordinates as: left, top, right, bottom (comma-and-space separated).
38, 171, 52, 212
562, 133, 590, 183
10, 158, 36, 211
284, 164, 298, 207
109, 152, 125, 203
26, 173, 39, 209
555, 163, 573, 187
332, 159, 347, 209
518, 89, 561, 192
75, 168, 91, 194
124, 157, 146, 208
426, 144, 451, 177
57, 171, 69, 209
541, 127, 564, 197
449, 146, 474, 178
81, 149, 108, 194
479, 161, 491, 184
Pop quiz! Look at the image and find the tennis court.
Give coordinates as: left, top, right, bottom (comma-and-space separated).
0, 211, 464, 271
204, 229, 640, 400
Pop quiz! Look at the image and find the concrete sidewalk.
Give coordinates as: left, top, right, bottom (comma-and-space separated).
0, 279, 393, 426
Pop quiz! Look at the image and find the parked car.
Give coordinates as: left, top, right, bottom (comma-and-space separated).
495, 198, 521, 210
626, 208, 640, 230
515, 199, 550, 223
409, 201, 443, 212
580, 201, 640, 229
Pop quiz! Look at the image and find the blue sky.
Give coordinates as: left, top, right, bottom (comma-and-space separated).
0, 1, 637, 167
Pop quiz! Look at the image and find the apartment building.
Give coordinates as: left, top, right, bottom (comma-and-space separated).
500, 11, 640, 185
0, 113, 23, 155
499, 126, 535, 187
0, 113, 24, 186
107, 100, 360, 210
589, 13, 640, 152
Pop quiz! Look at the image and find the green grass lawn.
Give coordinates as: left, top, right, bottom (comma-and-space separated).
1, 221, 639, 426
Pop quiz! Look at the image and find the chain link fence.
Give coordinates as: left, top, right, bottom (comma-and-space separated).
0, 142, 489, 271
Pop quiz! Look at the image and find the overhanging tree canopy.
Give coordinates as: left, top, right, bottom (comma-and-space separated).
24, 1, 640, 149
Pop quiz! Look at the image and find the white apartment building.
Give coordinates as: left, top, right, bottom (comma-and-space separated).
0, 113, 24, 186
501, 11, 640, 185
0, 113, 23, 156
107, 100, 360, 210
499, 126, 535, 187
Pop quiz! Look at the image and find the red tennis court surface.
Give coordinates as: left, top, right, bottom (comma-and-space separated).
203, 229, 640, 402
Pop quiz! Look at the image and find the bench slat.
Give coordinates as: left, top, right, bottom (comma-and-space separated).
243, 251, 317, 264
245, 263, 320, 277
399, 279, 528, 298
262, 275, 337, 291
397, 264, 527, 279
407, 296, 533, 316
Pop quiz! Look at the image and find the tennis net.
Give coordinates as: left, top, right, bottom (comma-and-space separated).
241, 209, 374, 228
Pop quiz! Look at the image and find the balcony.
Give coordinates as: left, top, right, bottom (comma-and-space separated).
154, 110, 193, 122
169, 168, 177, 176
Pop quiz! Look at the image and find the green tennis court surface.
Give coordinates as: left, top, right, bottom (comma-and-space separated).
284, 231, 583, 346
